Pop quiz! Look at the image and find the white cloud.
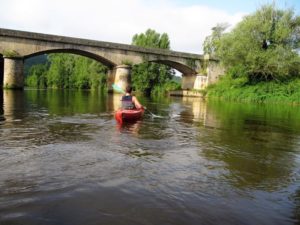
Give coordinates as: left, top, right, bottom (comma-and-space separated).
0, 0, 246, 53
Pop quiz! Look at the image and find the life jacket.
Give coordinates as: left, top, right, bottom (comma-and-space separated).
121, 95, 135, 109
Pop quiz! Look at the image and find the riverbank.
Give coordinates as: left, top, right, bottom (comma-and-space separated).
169, 90, 204, 98
206, 76, 300, 104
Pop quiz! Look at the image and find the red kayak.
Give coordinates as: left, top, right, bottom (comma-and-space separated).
115, 108, 145, 123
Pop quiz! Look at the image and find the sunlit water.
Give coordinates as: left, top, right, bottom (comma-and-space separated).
1, 89, 300, 225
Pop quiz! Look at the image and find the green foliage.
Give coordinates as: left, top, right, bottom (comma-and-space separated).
132, 29, 170, 49
214, 4, 300, 82
151, 80, 181, 96
88, 60, 107, 89
164, 80, 181, 91
121, 59, 133, 66
132, 62, 174, 95
203, 4, 300, 103
24, 55, 48, 77
46, 54, 68, 88
25, 53, 108, 89
25, 64, 48, 88
2, 50, 20, 57
207, 74, 300, 104
227, 65, 248, 79
131, 29, 175, 95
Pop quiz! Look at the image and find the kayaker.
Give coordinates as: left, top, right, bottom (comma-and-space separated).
121, 85, 144, 110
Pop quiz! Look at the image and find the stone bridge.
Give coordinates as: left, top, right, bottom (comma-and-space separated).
0, 28, 224, 90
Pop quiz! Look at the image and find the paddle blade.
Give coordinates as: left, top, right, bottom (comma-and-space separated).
112, 84, 125, 94
145, 108, 164, 118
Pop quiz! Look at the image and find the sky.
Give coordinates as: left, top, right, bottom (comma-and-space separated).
0, 0, 299, 54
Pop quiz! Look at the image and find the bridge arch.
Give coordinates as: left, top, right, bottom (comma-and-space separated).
23, 50, 131, 92
24, 49, 116, 69
146, 59, 197, 75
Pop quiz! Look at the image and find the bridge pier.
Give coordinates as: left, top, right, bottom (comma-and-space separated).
181, 74, 208, 90
107, 69, 114, 93
109, 65, 131, 93
206, 60, 224, 85
3, 57, 24, 89
182, 74, 196, 90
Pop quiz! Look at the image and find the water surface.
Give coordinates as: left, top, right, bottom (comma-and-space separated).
0, 89, 300, 225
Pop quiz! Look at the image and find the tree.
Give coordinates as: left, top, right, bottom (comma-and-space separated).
203, 23, 229, 55
210, 4, 300, 82
88, 60, 107, 89
26, 53, 108, 89
46, 54, 67, 88
131, 29, 174, 95
25, 64, 48, 88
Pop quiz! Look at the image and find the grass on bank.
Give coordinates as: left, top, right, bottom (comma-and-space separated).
206, 75, 300, 104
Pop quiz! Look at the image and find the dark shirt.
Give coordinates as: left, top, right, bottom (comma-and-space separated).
121, 95, 135, 109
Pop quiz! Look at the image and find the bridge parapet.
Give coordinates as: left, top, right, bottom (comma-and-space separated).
0, 28, 204, 60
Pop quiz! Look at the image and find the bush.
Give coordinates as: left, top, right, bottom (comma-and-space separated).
207, 75, 300, 104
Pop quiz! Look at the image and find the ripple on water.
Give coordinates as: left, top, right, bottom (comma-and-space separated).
1, 91, 300, 225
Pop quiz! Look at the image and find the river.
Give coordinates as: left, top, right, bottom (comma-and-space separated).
0, 89, 300, 225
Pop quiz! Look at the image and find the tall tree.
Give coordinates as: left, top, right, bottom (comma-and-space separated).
131, 29, 174, 95
211, 4, 300, 82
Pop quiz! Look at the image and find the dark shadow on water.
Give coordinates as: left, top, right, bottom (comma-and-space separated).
0, 54, 3, 87
293, 188, 300, 224
0, 89, 5, 122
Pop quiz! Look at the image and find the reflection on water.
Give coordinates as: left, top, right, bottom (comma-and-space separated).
0, 89, 300, 225
117, 120, 142, 136
201, 101, 300, 191
3, 90, 26, 122
107, 92, 122, 112
181, 96, 207, 122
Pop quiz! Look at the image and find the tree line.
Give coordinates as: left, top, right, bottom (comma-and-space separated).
25, 54, 108, 89
203, 3, 300, 103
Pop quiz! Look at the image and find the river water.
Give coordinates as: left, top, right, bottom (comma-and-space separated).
0, 89, 300, 225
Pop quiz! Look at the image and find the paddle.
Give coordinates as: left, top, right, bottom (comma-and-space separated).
112, 84, 163, 118
144, 107, 163, 118
112, 84, 125, 94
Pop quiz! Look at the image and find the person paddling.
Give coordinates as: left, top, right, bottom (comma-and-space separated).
121, 85, 144, 110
